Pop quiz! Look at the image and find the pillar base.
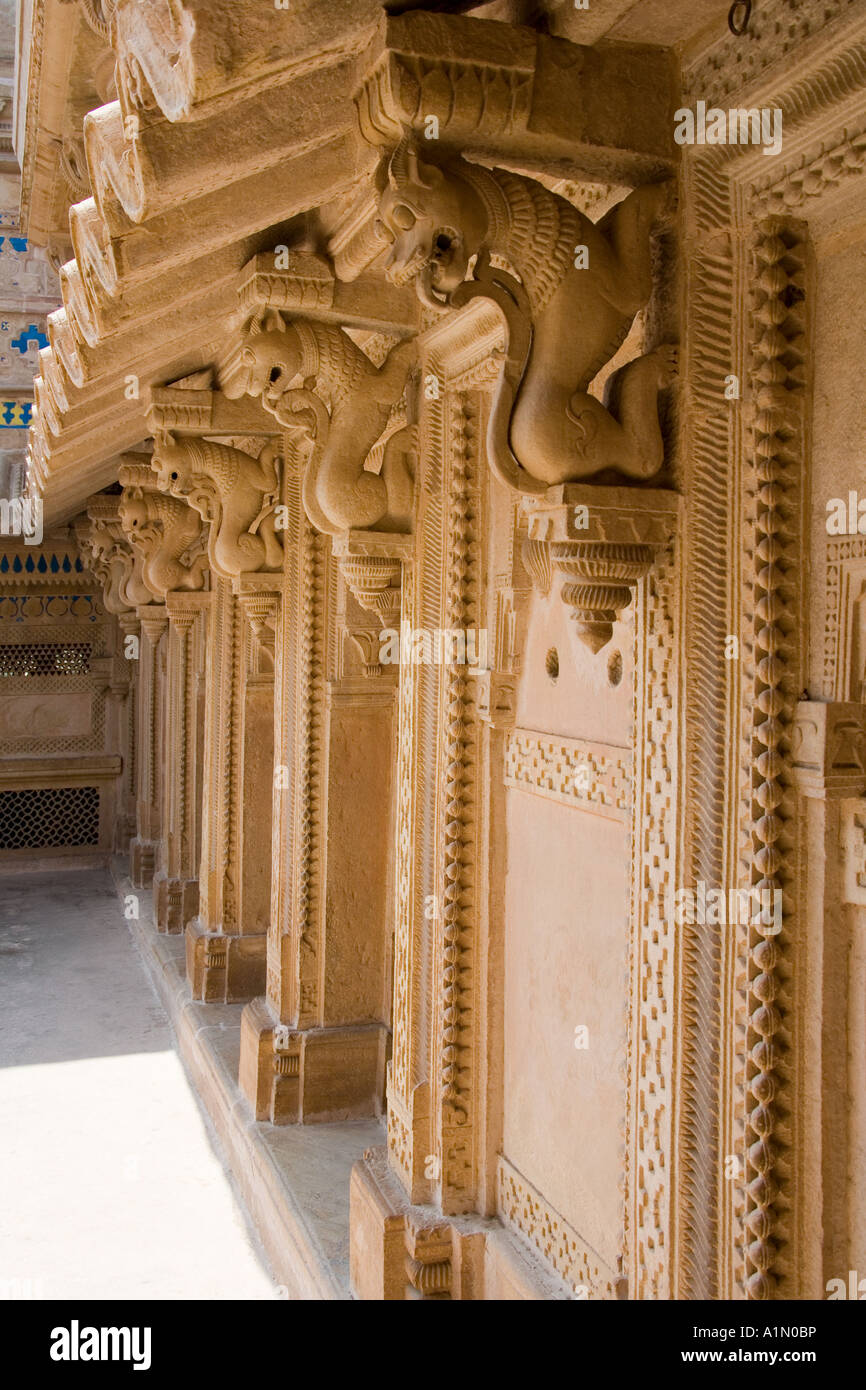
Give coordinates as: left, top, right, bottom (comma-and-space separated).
154, 874, 199, 934
239, 995, 388, 1124
349, 1147, 485, 1300
186, 921, 267, 1002
129, 837, 157, 888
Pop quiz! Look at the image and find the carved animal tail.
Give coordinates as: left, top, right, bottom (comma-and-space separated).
449, 250, 547, 496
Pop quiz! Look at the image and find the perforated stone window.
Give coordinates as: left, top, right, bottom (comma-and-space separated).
0, 643, 92, 677
0, 786, 100, 850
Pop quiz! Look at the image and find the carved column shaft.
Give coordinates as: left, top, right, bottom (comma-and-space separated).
154, 592, 209, 933
130, 603, 168, 888
238, 451, 399, 1124
116, 613, 140, 851
187, 577, 244, 994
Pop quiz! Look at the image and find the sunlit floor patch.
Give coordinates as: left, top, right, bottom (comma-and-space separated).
0, 869, 278, 1300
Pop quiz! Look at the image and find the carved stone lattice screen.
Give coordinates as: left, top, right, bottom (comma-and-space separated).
0, 786, 100, 849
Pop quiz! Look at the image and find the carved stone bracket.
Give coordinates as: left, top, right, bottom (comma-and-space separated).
118, 459, 208, 599
151, 432, 284, 580
790, 700, 866, 800
76, 494, 149, 615
333, 530, 414, 678
232, 573, 282, 673
524, 484, 679, 653
219, 262, 417, 536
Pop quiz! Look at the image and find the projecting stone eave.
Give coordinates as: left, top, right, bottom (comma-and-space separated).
22, 0, 682, 528
16, 0, 116, 253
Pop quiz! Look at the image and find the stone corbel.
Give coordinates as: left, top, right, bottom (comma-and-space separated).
145, 384, 278, 439
219, 248, 418, 537
790, 701, 866, 800
524, 485, 679, 654
150, 432, 284, 581
332, 530, 414, 678
118, 459, 209, 600
76, 497, 144, 616
232, 573, 281, 674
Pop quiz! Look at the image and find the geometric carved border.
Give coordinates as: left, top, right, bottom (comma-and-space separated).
504, 729, 631, 822
497, 1156, 625, 1300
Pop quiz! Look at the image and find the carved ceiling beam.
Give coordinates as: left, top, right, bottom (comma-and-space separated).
355, 11, 676, 179
83, 54, 362, 227
66, 132, 368, 306
110, 0, 383, 122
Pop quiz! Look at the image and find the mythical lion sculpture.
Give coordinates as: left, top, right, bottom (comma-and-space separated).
77, 506, 153, 613
375, 140, 675, 492
221, 309, 415, 535
76, 517, 128, 616
152, 436, 284, 578
118, 483, 207, 598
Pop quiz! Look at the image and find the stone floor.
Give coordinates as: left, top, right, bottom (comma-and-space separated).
0, 867, 279, 1300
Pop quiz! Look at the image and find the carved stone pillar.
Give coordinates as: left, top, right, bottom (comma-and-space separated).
145, 419, 286, 999
153, 592, 209, 934
116, 612, 140, 851
791, 700, 866, 1293
186, 575, 279, 999
349, 386, 488, 1294
74, 501, 142, 854
90, 645, 135, 855
186, 577, 240, 996
238, 457, 399, 1124
119, 458, 207, 890
130, 603, 168, 888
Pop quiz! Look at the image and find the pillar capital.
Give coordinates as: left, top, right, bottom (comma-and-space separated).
523, 484, 680, 654
791, 701, 866, 800
165, 589, 212, 630
332, 530, 414, 663
136, 602, 168, 641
